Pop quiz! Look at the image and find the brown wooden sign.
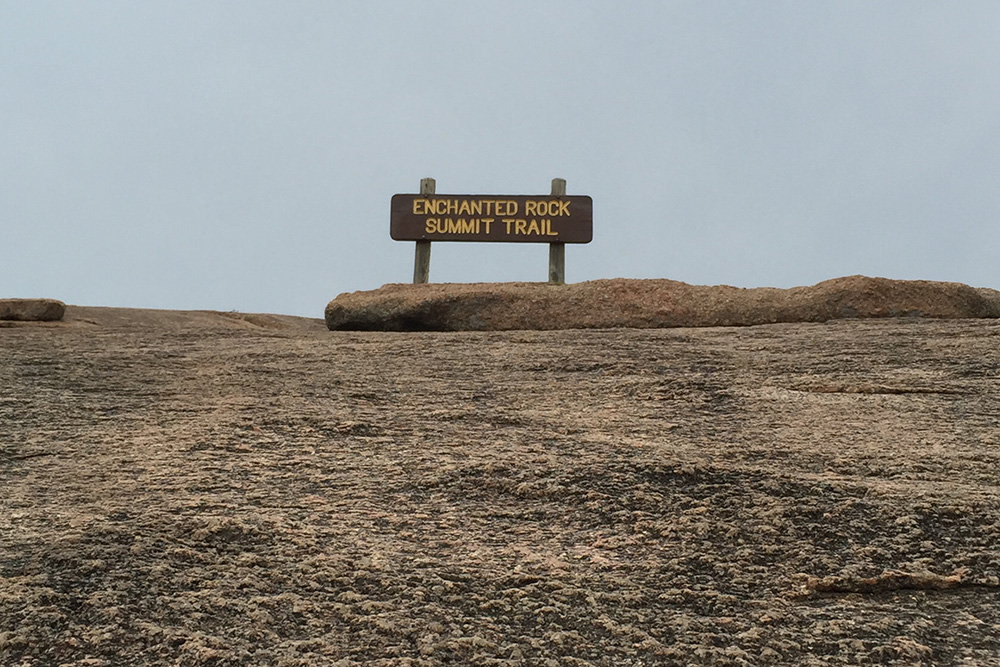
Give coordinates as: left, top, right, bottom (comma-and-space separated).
391, 194, 593, 244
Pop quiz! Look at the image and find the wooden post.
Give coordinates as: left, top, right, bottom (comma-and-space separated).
413, 177, 434, 284
548, 178, 566, 285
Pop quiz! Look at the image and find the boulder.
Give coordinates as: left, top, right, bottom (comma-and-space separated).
0, 298, 67, 322
325, 276, 1000, 331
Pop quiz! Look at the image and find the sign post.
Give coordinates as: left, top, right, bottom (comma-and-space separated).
413, 178, 435, 284
393, 179, 592, 284
548, 178, 567, 285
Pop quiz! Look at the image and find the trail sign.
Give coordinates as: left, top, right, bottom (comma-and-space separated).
393, 178, 591, 285
390, 194, 593, 244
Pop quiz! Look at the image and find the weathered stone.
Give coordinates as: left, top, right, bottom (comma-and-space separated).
325, 276, 1000, 331
0, 298, 66, 322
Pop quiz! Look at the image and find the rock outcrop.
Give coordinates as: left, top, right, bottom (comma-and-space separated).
0, 298, 66, 322
325, 276, 1000, 331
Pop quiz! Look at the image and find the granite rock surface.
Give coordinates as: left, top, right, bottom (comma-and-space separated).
325, 276, 1000, 331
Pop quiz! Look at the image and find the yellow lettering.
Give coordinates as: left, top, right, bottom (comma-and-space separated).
526, 200, 566, 216
527, 201, 549, 216
419, 199, 568, 236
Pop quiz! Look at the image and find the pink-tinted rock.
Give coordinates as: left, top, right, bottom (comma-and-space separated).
325, 276, 1000, 331
0, 298, 66, 322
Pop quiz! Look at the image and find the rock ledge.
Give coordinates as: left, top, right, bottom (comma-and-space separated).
0, 298, 66, 322
325, 276, 1000, 331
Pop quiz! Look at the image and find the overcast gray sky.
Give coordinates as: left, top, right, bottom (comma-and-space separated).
3, 2, 999, 317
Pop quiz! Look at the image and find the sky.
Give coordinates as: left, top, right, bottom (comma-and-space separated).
3, 1, 999, 317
